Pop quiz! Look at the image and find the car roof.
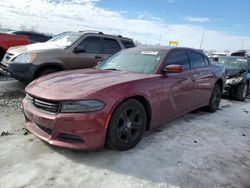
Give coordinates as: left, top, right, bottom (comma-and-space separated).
12, 31, 51, 37
62, 30, 134, 41
131, 46, 204, 53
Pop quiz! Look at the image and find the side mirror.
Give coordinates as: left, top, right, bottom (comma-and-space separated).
74, 46, 86, 53
162, 64, 183, 74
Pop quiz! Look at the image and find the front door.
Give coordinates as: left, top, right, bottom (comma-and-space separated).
160, 50, 196, 122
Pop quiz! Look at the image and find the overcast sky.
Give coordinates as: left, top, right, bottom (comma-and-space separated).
0, 0, 250, 51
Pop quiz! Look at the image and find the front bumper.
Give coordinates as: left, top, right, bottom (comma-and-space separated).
0, 61, 10, 76
23, 98, 108, 150
223, 83, 232, 94
0, 61, 37, 81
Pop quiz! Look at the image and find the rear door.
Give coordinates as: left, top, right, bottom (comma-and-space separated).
161, 49, 196, 120
102, 37, 121, 59
70, 36, 103, 69
188, 50, 214, 106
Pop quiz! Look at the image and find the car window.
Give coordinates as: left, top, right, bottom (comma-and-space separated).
42, 36, 51, 42
189, 51, 206, 69
165, 50, 190, 71
29, 34, 40, 42
78, 36, 101, 53
103, 38, 121, 54
121, 40, 135, 48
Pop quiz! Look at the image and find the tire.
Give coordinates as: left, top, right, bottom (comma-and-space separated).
106, 99, 147, 151
37, 68, 58, 78
233, 83, 248, 101
206, 84, 221, 112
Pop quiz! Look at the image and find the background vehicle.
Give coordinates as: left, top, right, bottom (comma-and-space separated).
0, 33, 29, 61
10, 31, 52, 43
231, 49, 250, 57
23, 47, 225, 151
216, 56, 250, 101
209, 52, 227, 61
0, 31, 135, 81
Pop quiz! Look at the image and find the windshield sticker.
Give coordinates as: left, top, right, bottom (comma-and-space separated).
141, 51, 159, 55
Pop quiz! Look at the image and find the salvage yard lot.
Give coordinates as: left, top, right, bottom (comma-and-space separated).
0, 76, 250, 188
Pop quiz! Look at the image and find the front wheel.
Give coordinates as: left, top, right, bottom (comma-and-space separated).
233, 83, 248, 101
206, 84, 221, 112
106, 99, 147, 151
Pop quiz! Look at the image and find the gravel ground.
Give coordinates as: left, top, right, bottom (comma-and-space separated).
0, 75, 250, 188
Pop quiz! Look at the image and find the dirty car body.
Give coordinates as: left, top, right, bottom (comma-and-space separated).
217, 56, 250, 100
23, 47, 225, 150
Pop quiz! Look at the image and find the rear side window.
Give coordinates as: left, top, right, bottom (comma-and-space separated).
78, 36, 101, 53
121, 40, 135, 49
165, 50, 191, 71
103, 38, 121, 54
189, 51, 206, 68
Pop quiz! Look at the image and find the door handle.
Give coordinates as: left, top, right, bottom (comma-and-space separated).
191, 74, 197, 82
94, 55, 102, 59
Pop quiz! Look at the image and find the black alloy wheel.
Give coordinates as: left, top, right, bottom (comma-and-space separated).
206, 84, 221, 112
106, 99, 147, 150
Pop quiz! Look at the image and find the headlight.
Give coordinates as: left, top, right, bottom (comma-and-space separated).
13, 52, 36, 64
226, 76, 243, 85
61, 100, 105, 113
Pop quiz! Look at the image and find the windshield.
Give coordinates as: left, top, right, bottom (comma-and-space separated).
96, 48, 165, 74
46, 32, 81, 48
217, 57, 248, 70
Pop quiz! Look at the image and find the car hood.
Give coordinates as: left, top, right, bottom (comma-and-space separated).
225, 69, 246, 78
8, 42, 64, 55
26, 69, 156, 101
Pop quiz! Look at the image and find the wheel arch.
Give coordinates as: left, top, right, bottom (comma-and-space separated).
106, 95, 152, 131
34, 62, 65, 78
215, 78, 223, 91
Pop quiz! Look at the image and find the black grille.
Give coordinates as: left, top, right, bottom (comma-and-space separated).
37, 124, 52, 135
3, 52, 14, 62
27, 94, 60, 113
0, 62, 8, 71
58, 133, 84, 143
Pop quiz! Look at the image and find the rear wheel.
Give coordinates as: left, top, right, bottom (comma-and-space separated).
37, 68, 58, 78
206, 84, 221, 112
106, 99, 147, 151
233, 83, 248, 101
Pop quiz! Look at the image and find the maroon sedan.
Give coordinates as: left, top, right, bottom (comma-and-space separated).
23, 47, 225, 150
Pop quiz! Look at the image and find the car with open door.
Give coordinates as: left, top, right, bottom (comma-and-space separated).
23, 46, 225, 151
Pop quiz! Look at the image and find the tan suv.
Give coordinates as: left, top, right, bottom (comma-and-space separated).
0, 31, 135, 81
